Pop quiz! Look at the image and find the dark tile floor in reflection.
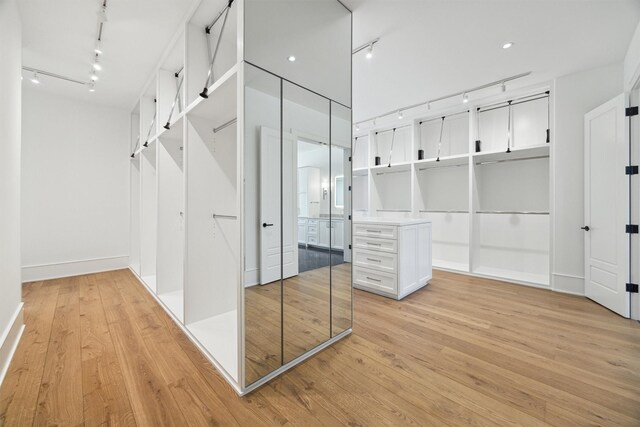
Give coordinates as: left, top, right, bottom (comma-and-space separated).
298, 245, 344, 273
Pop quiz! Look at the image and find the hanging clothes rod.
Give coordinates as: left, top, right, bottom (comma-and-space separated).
206, 0, 234, 33
353, 71, 531, 127
420, 210, 469, 214
213, 117, 237, 133
212, 213, 238, 219
375, 124, 412, 135
375, 168, 410, 176
418, 163, 467, 171
477, 92, 549, 113
475, 154, 548, 166
419, 110, 469, 125
476, 210, 549, 215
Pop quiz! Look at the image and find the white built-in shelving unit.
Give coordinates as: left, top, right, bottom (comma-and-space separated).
354, 89, 552, 288
128, 0, 352, 395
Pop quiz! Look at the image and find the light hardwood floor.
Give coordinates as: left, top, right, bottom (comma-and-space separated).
1, 269, 639, 426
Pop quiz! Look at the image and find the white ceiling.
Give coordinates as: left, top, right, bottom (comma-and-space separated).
19, 0, 197, 110
344, 0, 640, 121
19, 0, 640, 119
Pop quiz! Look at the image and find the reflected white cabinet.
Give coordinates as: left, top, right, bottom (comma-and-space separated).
298, 167, 320, 217
353, 218, 432, 300
299, 217, 344, 249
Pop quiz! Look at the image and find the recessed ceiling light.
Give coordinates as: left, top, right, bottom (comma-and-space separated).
288, 55, 296, 62
502, 42, 514, 49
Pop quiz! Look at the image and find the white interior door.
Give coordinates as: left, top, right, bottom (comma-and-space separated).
584, 93, 629, 317
260, 127, 298, 285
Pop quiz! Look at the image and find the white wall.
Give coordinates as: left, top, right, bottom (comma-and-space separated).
552, 62, 624, 294
624, 20, 640, 91
0, 0, 24, 386
21, 88, 130, 281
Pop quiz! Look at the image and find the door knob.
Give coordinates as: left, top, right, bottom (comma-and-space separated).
581, 226, 590, 231
263, 223, 274, 228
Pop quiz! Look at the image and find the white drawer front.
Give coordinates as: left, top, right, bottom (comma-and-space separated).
307, 219, 319, 226
353, 235, 398, 253
307, 225, 318, 235
353, 267, 397, 294
354, 223, 397, 239
307, 235, 318, 245
298, 219, 307, 226
354, 248, 397, 274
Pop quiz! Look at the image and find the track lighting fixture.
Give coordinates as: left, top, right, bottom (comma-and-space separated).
462, 93, 469, 103
94, 40, 103, 55
88, 82, 95, 92
501, 82, 506, 92
93, 59, 102, 71
366, 44, 373, 59
398, 110, 403, 120
90, 71, 99, 81
426, 101, 431, 110
31, 71, 40, 84
502, 41, 513, 49
372, 118, 377, 126
353, 37, 380, 58
355, 124, 360, 131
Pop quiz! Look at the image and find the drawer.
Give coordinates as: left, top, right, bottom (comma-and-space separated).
353, 267, 397, 294
307, 225, 318, 235
353, 248, 397, 274
307, 235, 318, 245
353, 235, 397, 253
354, 223, 397, 240
298, 219, 307, 226
307, 219, 319, 226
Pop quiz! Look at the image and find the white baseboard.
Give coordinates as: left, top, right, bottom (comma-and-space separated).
22, 256, 129, 283
551, 272, 585, 296
244, 268, 259, 287
0, 304, 24, 388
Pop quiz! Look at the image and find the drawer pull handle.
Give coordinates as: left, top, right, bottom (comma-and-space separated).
366, 276, 382, 282
366, 258, 381, 262
366, 229, 381, 233
367, 242, 381, 246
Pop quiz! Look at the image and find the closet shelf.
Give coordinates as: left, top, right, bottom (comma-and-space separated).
473, 144, 549, 164
184, 65, 238, 122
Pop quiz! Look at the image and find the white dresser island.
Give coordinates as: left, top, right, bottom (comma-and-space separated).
353, 218, 432, 300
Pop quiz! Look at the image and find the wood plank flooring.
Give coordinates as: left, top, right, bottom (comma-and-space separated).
1, 268, 640, 426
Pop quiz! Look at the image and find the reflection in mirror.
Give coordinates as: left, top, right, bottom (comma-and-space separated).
283, 81, 331, 363
331, 102, 353, 336
243, 63, 282, 386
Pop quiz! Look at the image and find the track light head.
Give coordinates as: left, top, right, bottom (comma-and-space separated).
97, 5, 108, 23
88, 82, 95, 92
355, 124, 360, 131
501, 82, 506, 92
31, 71, 40, 84
94, 41, 103, 55
90, 71, 99, 81
398, 110, 403, 120
426, 101, 431, 110
462, 93, 469, 103
365, 44, 373, 59
372, 118, 377, 126
92, 60, 102, 71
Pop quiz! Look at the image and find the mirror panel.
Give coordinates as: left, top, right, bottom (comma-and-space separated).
283, 81, 331, 363
244, 0, 352, 107
243, 63, 283, 386
330, 102, 352, 335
